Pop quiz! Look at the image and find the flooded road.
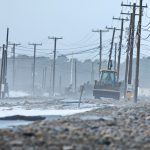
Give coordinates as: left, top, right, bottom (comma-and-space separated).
0, 97, 103, 128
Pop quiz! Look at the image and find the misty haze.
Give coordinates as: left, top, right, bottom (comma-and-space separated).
0, 0, 150, 150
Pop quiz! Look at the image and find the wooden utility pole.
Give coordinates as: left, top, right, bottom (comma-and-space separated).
108, 27, 116, 70
114, 43, 117, 71
74, 59, 77, 93
0, 45, 7, 98
44, 67, 47, 89
49, 61, 53, 96
70, 55, 73, 87
91, 62, 94, 85
134, 0, 147, 102
5, 28, 9, 72
0, 28, 9, 98
128, 3, 136, 84
42, 67, 47, 90
106, 27, 120, 70
124, 48, 130, 98
92, 29, 108, 77
124, 13, 133, 98
5, 28, 9, 91
121, 1, 147, 100
29, 43, 42, 95
8, 43, 21, 90
59, 75, 62, 94
42, 68, 45, 89
0, 46, 2, 57
121, 3, 137, 85
48, 36, 63, 96
113, 17, 128, 81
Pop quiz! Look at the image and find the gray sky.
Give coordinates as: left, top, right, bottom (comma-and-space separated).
0, 0, 150, 61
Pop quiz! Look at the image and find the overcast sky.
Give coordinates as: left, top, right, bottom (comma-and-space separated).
0, 0, 150, 61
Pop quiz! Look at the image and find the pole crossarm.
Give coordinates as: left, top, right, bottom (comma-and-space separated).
121, 11, 139, 16
121, 2, 147, 8
106, 26, 121, 31
8, 43, 21, 46
92, 29, 109, 33
48, 37, 63, 40
113, 17, 129, 21
28, 43, 42, 46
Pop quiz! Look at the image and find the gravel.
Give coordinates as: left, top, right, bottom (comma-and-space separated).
0, 99, 149, 150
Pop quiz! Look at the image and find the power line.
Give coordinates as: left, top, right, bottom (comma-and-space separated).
60, 46, 99, 56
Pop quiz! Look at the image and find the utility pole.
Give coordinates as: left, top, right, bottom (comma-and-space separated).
121, 1, 147, 102
92, 29, 108, 77
124, 48, 130, 98
91, 62, 94, 85
5, 28, 9, 73
0, 46, 2, 58
44, 67, 47, 89
48, 36, 63, 96
29, 43, 42, 96
49, 60, 53, 96
59, 75, 62, 94
124, 13, 133, 98
1, 28, 9, 98
134, 0, 147, 102
70, 54, 74, 88
121, 3, 137, 85
128, 4, 136, 85
106, 26, 120, 70
5, 28, 9, 97
8, 43, 21, 90
114, 43, 117, 71
42, 68, 44, 89
42, 67, 47, 90
113, 17, 128, 81
0, 45, 7, 98
74, 59, 77, 93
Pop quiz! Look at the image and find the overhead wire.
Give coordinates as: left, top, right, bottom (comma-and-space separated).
59, 46, 99, 56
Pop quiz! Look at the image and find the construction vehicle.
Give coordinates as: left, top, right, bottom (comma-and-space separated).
93, 70, 121, 100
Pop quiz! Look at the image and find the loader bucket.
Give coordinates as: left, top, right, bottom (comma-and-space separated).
93, 88, 120, 100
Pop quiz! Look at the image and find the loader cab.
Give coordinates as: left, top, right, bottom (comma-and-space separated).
93, 70, 120, 100
100, 70, 117, 86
